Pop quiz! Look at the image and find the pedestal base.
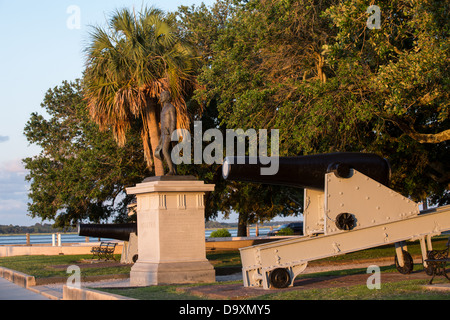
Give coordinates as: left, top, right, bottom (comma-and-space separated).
127, 177, 216, 287
130, 260, 215, 286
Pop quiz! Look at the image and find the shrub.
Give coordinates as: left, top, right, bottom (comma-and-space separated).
210, 228, 232, 238
276, 227, 294, 236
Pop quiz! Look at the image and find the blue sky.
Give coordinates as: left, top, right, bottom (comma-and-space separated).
0, 0, 300, 227
0, 0, 217, 226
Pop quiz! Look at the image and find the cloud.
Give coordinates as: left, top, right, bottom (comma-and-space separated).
0, 159, 27, 174
0, 159, 29, 196
0, 136, 9, 143
0, 159, 31, 225
0, 199, 25, 211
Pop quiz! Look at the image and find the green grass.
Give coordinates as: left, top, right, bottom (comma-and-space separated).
101, 236, 450, 300
207, 250, 242, 268
99, 265, 450, 300
1, 236, 446, 279
304, 236, 449, 265
254, 279, 450, 300
0, 254, 130, 279
100, 284, 208, 300
1, 236, 449, 299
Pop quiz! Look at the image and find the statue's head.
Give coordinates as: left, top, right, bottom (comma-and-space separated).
160, 90, 171, 104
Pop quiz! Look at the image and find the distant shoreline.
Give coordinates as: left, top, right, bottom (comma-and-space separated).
0, 220, 302, 237
0, 232, 78, 237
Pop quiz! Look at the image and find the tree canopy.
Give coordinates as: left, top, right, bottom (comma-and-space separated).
23, 80, 149, 228
189, 0, 449, 206
23, 0, 449, 227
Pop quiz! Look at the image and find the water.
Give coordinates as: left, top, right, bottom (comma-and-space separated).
0, 234, 113, 246
205, 228, 271, 238
0, 228, 273, 245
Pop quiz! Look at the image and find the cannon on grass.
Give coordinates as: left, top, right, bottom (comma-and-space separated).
222, 152, 450, 289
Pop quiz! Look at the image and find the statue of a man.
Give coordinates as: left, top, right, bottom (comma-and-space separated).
155, 90, 177, 176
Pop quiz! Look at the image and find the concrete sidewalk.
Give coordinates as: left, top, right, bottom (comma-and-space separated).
0, 277, 50, 300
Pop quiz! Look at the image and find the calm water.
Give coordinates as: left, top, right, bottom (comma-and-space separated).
0, 234, 113, 245
0, 228, 272, 245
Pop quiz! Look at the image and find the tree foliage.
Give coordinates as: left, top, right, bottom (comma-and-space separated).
23, 80, 149, 228
324, 0, 449, 203
178, 1, 304, 235
193, 0, 449, 205
23, 0, 449, 228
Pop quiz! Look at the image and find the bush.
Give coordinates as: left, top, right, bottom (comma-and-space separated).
210, 228, 232, 238
276, 227, 294, 236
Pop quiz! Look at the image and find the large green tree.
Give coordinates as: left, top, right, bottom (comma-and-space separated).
175, 98, 304, 235
194, 0, 449, 206
323, 0, 449, 203
23, 80, 149, 228
177, 1, 304, 235
83, 7, 200, 176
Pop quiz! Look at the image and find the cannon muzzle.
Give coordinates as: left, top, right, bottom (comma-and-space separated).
222, 152, 390, 190
78, 223, 137, 241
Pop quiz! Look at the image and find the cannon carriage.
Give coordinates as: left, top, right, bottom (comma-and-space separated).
222, 152, 450, 289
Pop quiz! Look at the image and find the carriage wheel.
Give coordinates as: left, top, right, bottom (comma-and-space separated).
395, 250, 414, 274
269, 268, 291, 289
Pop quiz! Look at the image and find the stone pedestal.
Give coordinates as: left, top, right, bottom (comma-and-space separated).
126, 176, 215, 286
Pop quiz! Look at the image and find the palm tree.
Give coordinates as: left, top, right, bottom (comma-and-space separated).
83, 7, 199, 176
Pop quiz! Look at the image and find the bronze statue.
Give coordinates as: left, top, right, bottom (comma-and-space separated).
155, 90, 177, 176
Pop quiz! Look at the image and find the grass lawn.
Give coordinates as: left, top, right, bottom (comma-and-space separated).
1, 236, 449, 299
98, 261, 450, 300
0, 254, 130, 279
254, 279, 450, 300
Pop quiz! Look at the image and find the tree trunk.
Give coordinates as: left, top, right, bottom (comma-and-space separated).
237, 212, 248, 237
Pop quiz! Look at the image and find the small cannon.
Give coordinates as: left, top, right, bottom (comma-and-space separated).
78, 223, 138, 263
222, 152, 450, 289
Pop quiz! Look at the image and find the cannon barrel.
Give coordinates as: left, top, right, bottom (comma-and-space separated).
222, 152, 390, 190
78, 223, 137, 241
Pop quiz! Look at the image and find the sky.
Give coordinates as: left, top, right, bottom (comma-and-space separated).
0, 0, 219, 226
0, 0, 300, 227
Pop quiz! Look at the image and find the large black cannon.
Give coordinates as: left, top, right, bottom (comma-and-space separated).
78, 223, 137, 241
222, 152, 391, 190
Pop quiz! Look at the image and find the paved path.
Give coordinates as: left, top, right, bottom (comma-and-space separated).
0, 277, 50, 300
